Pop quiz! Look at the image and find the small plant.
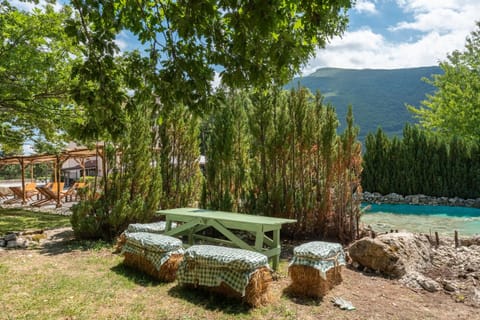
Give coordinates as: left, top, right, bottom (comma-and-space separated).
70, 199, 104, 240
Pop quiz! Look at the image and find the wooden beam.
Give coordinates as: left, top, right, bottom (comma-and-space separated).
55, 155, 61, 208
20, 158, 26, 204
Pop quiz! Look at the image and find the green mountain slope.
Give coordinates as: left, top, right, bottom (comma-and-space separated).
287, 66, 442, 142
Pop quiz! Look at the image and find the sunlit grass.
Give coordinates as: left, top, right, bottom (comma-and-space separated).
0, 247, 293, 320
0, 208, 71, 235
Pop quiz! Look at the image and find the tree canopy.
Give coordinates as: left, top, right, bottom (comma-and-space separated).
409, 21, 480, 142
0, 2, 81, 152
66, 0, 353, 140
1, 0, 354, 147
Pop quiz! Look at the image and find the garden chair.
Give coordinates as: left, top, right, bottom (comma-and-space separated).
31, 182, 65, 207
3, 187, 24, 204
62, 182, 87, 202
4, 184, 38, 204
0, 188, 11, 200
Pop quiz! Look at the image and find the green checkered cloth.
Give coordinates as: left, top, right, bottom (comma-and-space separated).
121, 232, 184, 271
177, 245, 270, 296
289, 241, 346, 280
126, 221, 176, 233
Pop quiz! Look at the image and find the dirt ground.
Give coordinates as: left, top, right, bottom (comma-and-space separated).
2, 228, 479, 320
277, 239, 479, 320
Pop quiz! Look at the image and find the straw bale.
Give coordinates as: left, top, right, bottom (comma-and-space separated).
288, 265, 342, 298
185, 267, 272, 308
244, 266, 273, 307
123, 252, 183, 282
113, 232, 127, 253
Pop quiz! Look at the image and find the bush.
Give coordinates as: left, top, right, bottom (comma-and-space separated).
70, 199, 104, 240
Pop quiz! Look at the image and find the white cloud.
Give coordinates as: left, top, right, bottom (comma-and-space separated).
303, 1, 480, 73
211, 72, 222, 89
392, 1, 478, 33
23, 143, 34, 156
114, 31, 130, 52
302, 27, 469, 74
10, 0, 63, 12
354, 0, 378, 14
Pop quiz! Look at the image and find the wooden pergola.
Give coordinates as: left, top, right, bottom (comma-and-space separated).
0, 145, 105, 207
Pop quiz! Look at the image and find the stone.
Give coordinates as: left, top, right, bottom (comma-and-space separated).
362, 192, 480, 208
443, 280, 457, 292
4, 233, 17, 241
416, 274, 442, 292
470, 288, 480, 307
6, 238, 27, 249
0, 239, 5, 247
6, 240, 17, 248
348, 232, 431, 278
411, 196, 419, 204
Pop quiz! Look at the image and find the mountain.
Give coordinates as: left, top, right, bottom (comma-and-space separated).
286, 66, 442, 142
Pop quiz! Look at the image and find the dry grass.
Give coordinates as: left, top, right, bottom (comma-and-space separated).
0, 227, 478, 319
287, 265, 343, 298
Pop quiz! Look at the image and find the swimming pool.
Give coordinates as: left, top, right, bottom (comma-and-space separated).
361, 203, 480, 236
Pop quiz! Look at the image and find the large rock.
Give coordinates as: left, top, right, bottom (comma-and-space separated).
4, 233, 17, 241
348, 232, 432, 278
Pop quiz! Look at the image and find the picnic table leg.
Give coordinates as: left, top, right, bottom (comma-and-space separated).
254, 230, 264, 251
165, 220, 172, 232
188, 228, 194, 245
272, 229, 281, 271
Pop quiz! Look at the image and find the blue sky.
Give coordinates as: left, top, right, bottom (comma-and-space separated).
302, 0, 480, 74
12, 0, 480, 76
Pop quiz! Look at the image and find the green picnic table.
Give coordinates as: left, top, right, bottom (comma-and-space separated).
157, 207, 297, 270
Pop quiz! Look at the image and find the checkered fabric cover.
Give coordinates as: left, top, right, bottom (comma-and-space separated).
121, 232, 184, 271
177, 245, 269, 295
289, 241, 346, 280
126, 221, 176, 234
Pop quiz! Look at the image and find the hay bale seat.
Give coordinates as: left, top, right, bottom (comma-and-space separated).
121, 232, 184, 282
288, 241, 346, 298
177, 245, 273, 307
115, 221, 177, 252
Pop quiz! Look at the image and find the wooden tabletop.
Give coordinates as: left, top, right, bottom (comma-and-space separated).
158, 207, 297, 225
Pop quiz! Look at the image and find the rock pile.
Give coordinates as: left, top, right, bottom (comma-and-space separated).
0, 230, 46, 249
348, 232, 480, 307
362, 191, 480, 208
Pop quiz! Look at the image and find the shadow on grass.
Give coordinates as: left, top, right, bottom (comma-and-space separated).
110, 263, 163, 287
167, 285, 251, 315
281, 286, 324, 306
39, 232, 113, 256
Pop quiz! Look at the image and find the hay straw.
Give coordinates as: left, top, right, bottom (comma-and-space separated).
244, 266, 273, 307
288, 265, 342, 298
185, 266, 273, 308
123, 252, 183, 282
113, 233, 127, 253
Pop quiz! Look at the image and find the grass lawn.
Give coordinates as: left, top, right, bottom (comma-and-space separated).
0, 208, 477, 319
0, 208, 71, 236
0, 238, 304, 320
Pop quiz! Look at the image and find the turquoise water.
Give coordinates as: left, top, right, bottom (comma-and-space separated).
361, 203, 480, 236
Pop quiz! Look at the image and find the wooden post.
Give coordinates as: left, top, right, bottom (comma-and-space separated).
100, 144, 107, 196
55, 155, 61, 208
435, 232, 439, 247
425, 234, 432, 245
20, 158, 26, 204
454, 230, 459, 248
